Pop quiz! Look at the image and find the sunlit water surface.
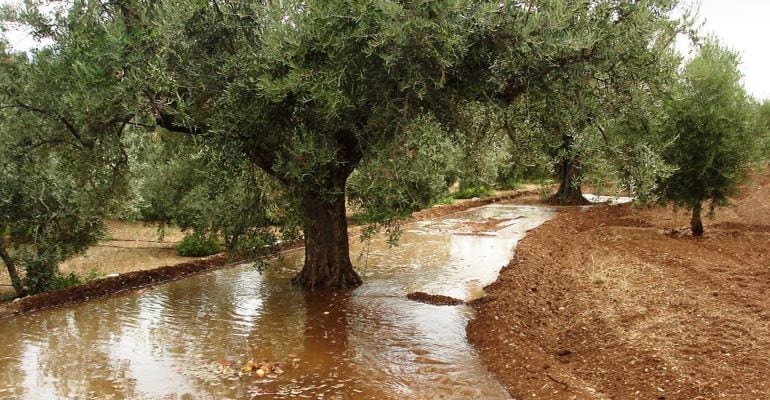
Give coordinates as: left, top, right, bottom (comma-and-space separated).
0, 204, 555, 400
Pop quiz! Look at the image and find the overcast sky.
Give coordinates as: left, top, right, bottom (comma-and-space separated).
677, 0, 770, 100
2, 1, 769, 99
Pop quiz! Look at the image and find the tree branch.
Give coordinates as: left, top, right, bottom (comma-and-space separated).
144, 91, 209, 135
1, 102, 90, 148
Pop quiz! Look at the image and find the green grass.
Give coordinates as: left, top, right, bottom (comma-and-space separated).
495, 178, 523, 191
431, 196, 456, 206
451, 186, 493, 200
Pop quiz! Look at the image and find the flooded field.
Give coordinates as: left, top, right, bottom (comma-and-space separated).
0, 204, 555, 400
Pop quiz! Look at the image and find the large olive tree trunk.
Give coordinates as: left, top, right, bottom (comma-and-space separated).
550, 154, 590, 206
548, 132, 589, 206
292, 170, 362, 290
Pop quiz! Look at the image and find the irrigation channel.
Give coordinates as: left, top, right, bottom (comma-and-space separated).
0, 203, 559, 399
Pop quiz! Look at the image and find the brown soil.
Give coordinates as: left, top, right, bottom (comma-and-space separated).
468, 168, 770, 399
0, 190, 531, 319
407, 291, 466, 306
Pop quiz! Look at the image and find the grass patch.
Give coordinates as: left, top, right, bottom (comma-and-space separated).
431, 196, 456, 206
538, 184, 553, 201
495, 178, 523, 191
452, 186, 493, 200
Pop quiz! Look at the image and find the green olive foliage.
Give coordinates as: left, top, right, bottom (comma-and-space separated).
347, 115, 457, 223
0, 42, 128, 294
750, 100, 770, 162
128, 131, 299, 258
491, 0, 685, 204
1, 0, 693, 288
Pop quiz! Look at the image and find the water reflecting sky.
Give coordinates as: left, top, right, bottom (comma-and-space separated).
0, 204, 555, 400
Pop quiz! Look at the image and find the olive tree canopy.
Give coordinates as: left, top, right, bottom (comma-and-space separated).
2, 0, 687, 289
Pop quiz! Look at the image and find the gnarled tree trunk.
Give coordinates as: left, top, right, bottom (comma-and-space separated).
550, 154, 590, 206
292, 170, 362, 290
691, 202, 704, 237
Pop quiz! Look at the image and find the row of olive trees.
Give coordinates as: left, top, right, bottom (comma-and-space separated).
1, 0, 768, 295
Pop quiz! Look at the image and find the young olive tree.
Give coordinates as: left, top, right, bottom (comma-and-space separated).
661, 40, 756, 236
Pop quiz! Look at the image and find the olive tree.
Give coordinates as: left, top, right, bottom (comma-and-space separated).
4, 0, 486, 289
127, 131, 295, 257
3, 0, 688, 290
751, 100, 770, 162
660, 40, 756, 236
0, 43, 127, 295
488, 0, 686, 204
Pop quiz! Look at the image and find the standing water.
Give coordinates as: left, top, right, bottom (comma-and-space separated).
0, 204, 555, 400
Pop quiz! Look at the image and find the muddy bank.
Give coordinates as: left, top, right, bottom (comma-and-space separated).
406, 291, 465, 306
1, 190, 532, 319
467, 174, 770, 399
0, 254, 235, 319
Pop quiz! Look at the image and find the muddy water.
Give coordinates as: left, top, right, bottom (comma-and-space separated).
0, 204, 555, 400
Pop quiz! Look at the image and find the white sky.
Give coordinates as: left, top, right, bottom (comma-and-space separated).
2, 0, 769, 99
677, 0, 770, 100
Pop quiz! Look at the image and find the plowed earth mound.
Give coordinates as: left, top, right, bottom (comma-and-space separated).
468, 169, 770, 400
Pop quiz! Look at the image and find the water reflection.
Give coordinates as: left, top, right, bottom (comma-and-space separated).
0, 204, 555, 399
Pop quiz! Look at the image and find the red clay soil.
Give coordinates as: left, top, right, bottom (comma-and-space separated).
0, 190, 531, 320
468, 169, 770, 399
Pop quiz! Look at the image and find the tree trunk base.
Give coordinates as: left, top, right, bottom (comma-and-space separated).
292, 264, 363, 290
691, 203, 704, 237
550, 153, 590, 206
547, 192, 591, 206
294, 179, 363, 290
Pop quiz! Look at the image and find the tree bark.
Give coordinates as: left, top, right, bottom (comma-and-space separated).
292, 172, 362, 290
549, 154, 590, 206
0, 239, 26, 297
691, 202, 704, 237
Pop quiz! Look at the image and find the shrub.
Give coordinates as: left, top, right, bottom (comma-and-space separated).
49, 272, 83, 291
177, 235, 221, 257
431, 196, 456, 206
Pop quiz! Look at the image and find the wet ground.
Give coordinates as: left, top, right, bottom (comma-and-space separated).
0, 204, 555, 400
